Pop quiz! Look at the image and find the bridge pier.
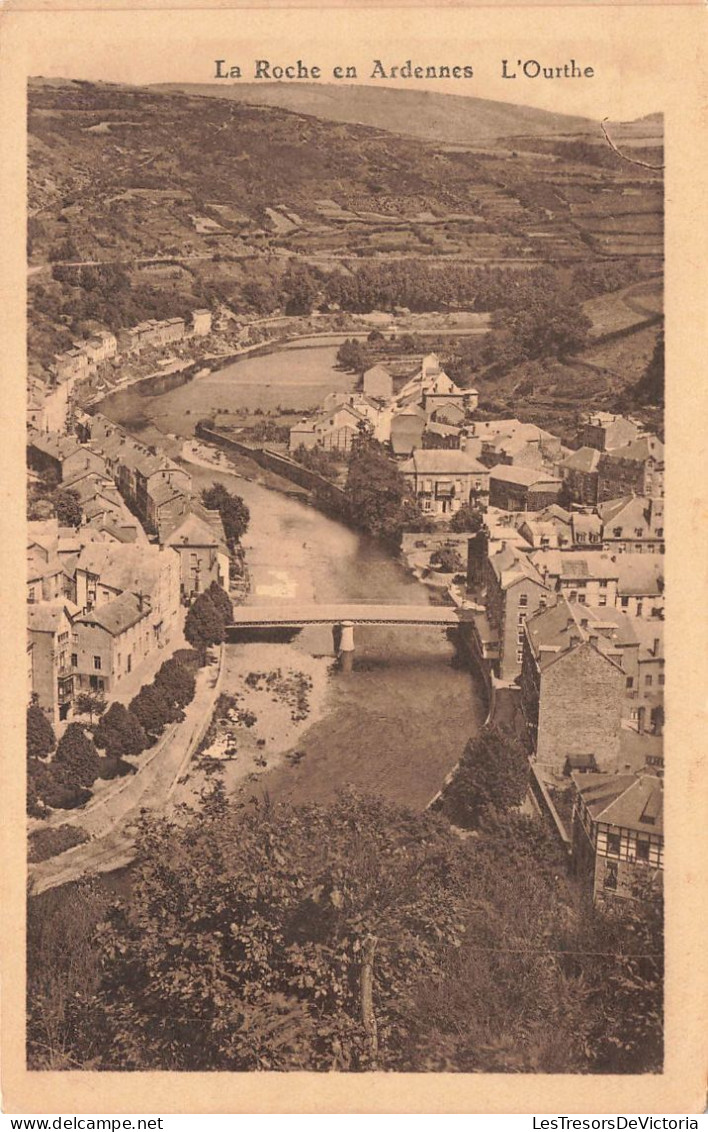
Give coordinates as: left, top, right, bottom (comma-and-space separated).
338, 620, 355, 653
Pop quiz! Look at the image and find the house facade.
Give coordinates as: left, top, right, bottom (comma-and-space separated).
520, 599, 626, 771
489, 465, 562, 511
571, 771, 663, 904
399, 449, 489, 518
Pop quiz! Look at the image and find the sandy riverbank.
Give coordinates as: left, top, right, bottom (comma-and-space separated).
169, 643, 333, 812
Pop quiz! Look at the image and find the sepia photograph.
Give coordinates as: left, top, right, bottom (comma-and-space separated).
1, 0, 705, 1115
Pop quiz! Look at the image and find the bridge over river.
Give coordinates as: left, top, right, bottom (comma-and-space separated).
228, 603, 473, 651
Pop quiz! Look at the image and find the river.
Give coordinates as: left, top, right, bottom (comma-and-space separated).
99, 348, 487, 811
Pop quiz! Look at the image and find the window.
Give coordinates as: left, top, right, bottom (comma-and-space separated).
517, 630, 525, 644
636, 603, 643, 616
635, 528, 644, 538
613, 527, 623, 538
658, 673, 665, 687
518, 612, 527, 624
599, 578, 608, 588
519, 594, 528, 608
656, 528, 663, 537
539, 596, 547, 609
516, 649, 523, 663
93, 656, 102, 671
626, 676, 634, 689
636, 839, 650, 862
598, 594, 607, 607
578, 594, 586, 604
28, 586, 36, 604
606, 832, 621, 857
604, 862, 618, 890
645, 674, 653, 687
568, 591, 577, 602
621, 596, 629, 608
71, 653, 78, 668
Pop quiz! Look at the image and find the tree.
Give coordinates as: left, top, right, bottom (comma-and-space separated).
282, 265, 319, 316
52, 488, 83, 528
74, 691, 107, 724
56, 793, 472, 1071
440, 725, 530, 829
344, 438, 409, 543
27, 703, 56, 761
429, 546, 464, 574
205, 580, 233, 623
631, 330, 664, 408
53, 723, 101, 790
201, 484, 250, 548
129, 682, 181, 740
449, 503, 484, 534
153, 657, 197, 710
184, 591, 228, 655
93, 702, 148, 758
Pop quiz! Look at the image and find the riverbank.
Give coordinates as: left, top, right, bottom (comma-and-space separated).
170, 644, 332, 813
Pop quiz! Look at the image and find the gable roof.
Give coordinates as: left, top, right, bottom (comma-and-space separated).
400, 449, 487, 475
489, 464, 561, 488
165, 511, 226, 550
560, 446, 602, 474
572, 771, 663, 836
74, 591, 150, 637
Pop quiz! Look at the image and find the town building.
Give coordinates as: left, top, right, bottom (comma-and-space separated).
615, 555, 664, 619
598, 435, 664, 501
580, 412, 642, 452
557, 446, 602, 506
191, 308, 213, 337
488, 465, 562, 511
27, 601, 78, 723
72, 592, 153, 695
520, 597, 626, 772
164, 510, 231, 601
390, 405, 427, 457
570, 771, 663, 903
599, 495, 665, 554
27, 430, 107, 484
74, 541, 181, 648
529, 549, 620, 608
480, 540, 552, 681
289, 402, 370, 454
399, 449, 489, 518
362, 364, 393, 402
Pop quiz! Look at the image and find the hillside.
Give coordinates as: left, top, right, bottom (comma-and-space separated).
150, 81, 598, 146
27, 77, 662, 374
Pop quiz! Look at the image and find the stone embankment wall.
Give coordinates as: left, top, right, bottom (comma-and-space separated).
195, 424, 348, 510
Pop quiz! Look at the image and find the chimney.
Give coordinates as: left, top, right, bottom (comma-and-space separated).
588, 633, 599, 646
653, 638, 660, 656
569, 633, 582, 648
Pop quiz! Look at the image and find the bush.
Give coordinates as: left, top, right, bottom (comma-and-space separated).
28, 824, 90, 863
449, 504, 484, 534
154, 657, 196, 710
185, 590, 228, 654
27, 704, 56, 761
28, 759, 92, 813
429, 546, 464, 574
129, 682, 181, 739
440, 726, 530, 829
53, 724, 100, 790
93, 703, 148, 758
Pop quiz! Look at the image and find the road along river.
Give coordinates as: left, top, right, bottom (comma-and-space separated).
99, 347, 487, 811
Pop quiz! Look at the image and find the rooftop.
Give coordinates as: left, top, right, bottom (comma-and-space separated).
572, 770, 663, 836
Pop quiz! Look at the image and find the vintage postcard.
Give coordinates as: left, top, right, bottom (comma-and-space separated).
0, 0, 706, 1115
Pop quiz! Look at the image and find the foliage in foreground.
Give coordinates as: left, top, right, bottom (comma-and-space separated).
26, 792, 663, 1074
439, 725, 530, 829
